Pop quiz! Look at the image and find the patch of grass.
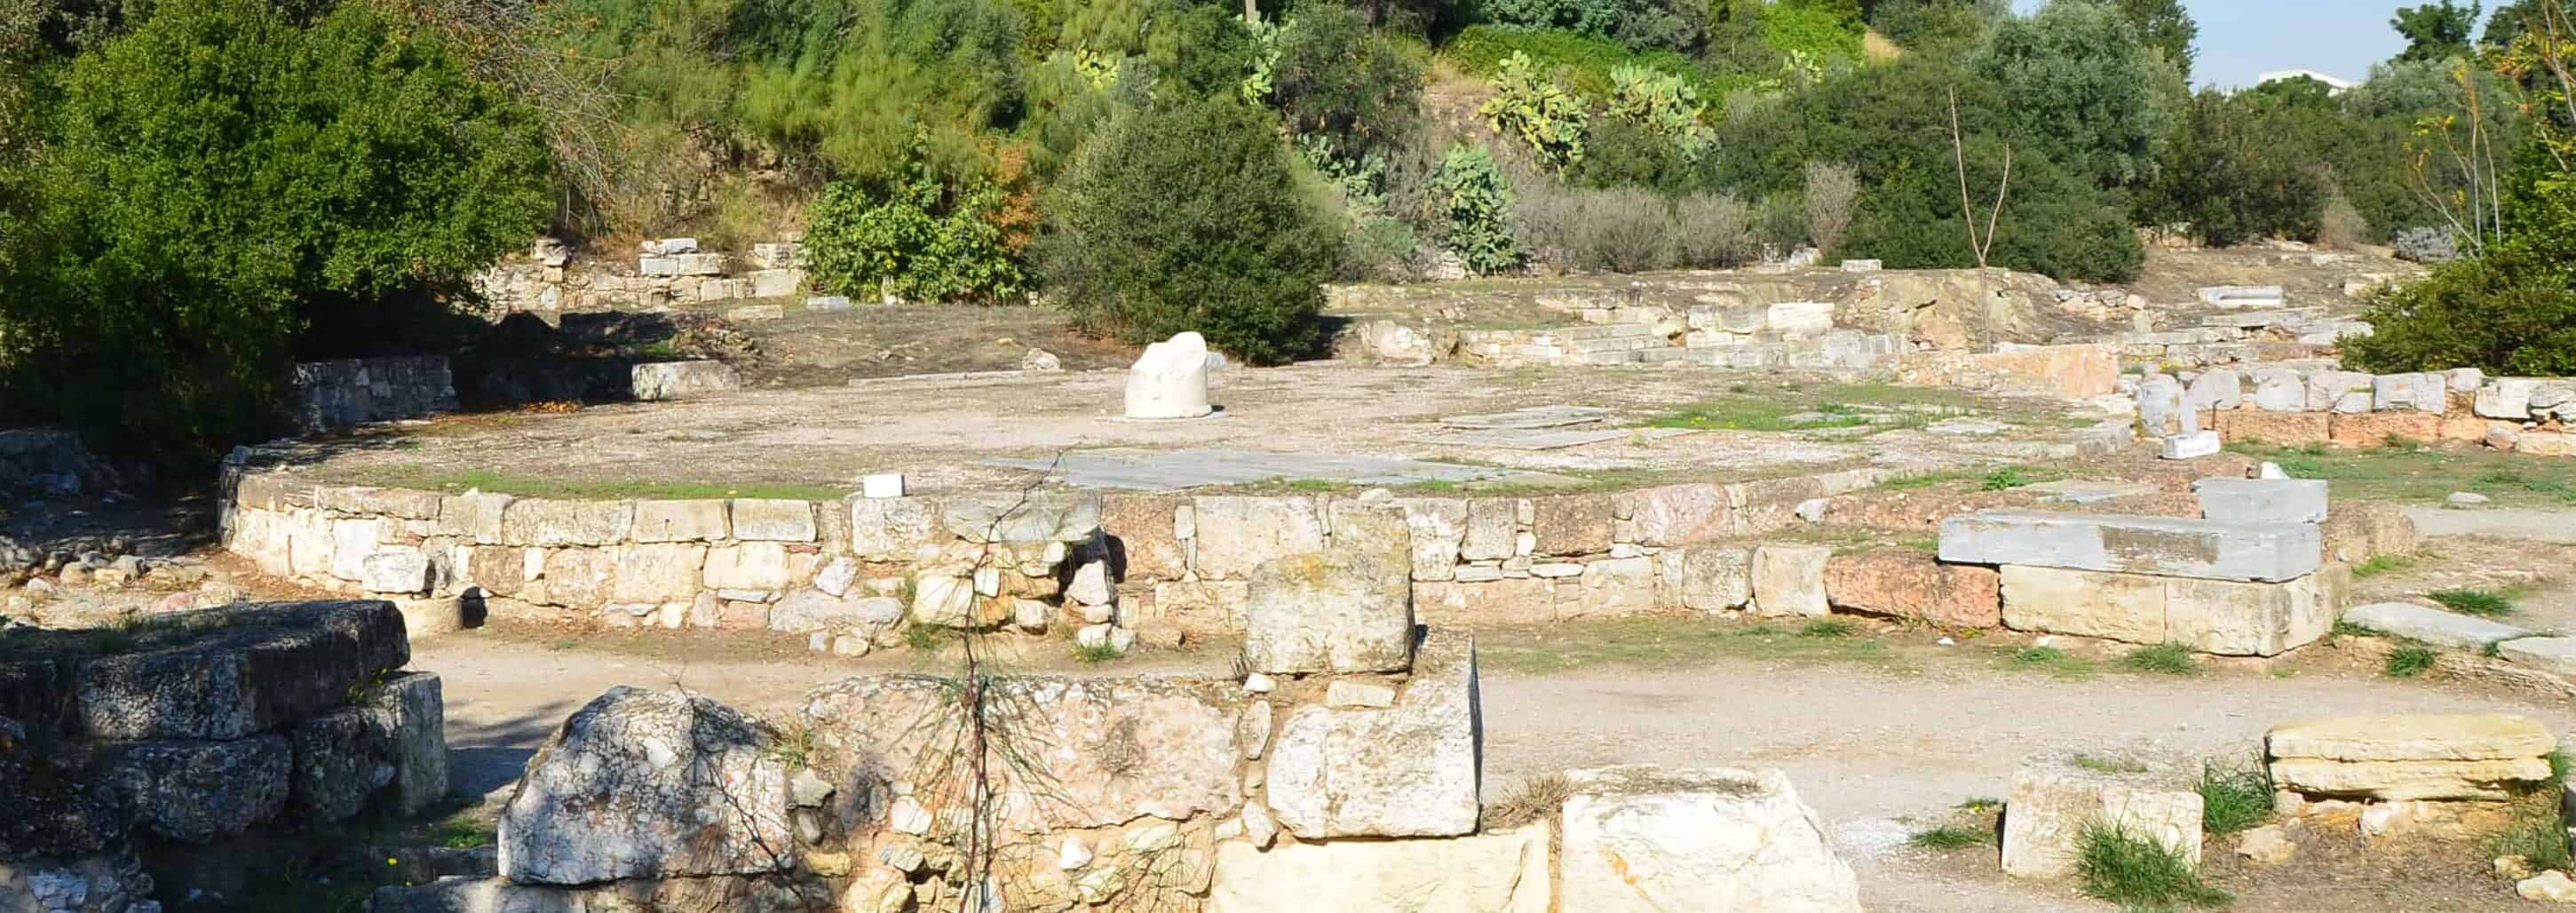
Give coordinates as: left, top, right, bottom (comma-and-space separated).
2485, 788, 2574, 872
2226, 441, 2576, 506
1646, 400, 1874, 433
2331, 620, 2381, 639
2198, 758, 2275, 835
2383, 645, 2439, 678
1907, 825, 1989, 850
902, 624, 959, 652
1880, 469, 1978, 490
2075, 822, 2231, 911
1980, 465, 2059, 490
548, 638, 578, 651
2475, 468, 2576, 504
2122, 642, 2199, 676
2428, 588, 2514, 617
766, 721, 817, 768
1957, 796, 2004, 812
1072, 641, 1124, 663
1896, 536, 1940, 552
2351, 553, 2415, 578
356, 467, 849, 502
429, 813, 497, 850
2003, 646, 2097, 679
2072, 754, 2150, 774
1484, 772, 1574, 830
1799, 618, 1856, 638
1477, 615, 1903, 674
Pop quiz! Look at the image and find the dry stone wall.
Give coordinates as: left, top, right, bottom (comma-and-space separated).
2129, 363, 2575, 457
287, 356, 458, 433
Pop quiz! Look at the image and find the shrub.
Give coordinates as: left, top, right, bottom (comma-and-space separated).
1671, 193, 1757, 267
1473, 0, 1709, 51
1481, 52, 1590, 172
1968, 0, 2180, 190
2346, 249, 2576, 376
1804, 161, 1859, 256
2075, 823, 2231, 910
1270, 6, 1421, 160
0, 0, 546, 465
2318, 188, 2367, 250
1039, 97, 1337, 364
805, 134, 1025, 304
1429, 145, 1523, 275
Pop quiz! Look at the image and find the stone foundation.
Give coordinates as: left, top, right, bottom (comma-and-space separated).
287, 356, 457, 433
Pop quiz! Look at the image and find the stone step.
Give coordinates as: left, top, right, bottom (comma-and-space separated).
2340, 601, 2531, 650
1938, 510, 2320, 582
2200, 308, 2326, 329
2496, 637, 2576, 677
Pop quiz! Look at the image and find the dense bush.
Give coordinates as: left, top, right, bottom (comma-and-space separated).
1968, 0, 2180, 190
1039, 97, 1337, 364
1270, 5, 1423, 160
2348, 247, 2576, 376
804, 135, 1024, 303
1804, 161, 1858, 256
1474, 0, 1708, 52
0, 0, 547, 464
1429, 145, 1524, 274
1605, 63, 1711, 157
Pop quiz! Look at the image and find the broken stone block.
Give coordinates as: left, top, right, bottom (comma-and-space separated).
1558, 766, 1862, 912
1614, 483, 1732, 547
106, 735, 293, 843
1391, 497, 1466, 582
289, 708, 389, 823
2496, 636, 2576, 677
2267, 713, 2558, 801
847, 496, 941, 561
2247, 368, 2305, 411
1749, 544, 1829, 617
1206, 822, 1550, 913
76, 600, 409, 740
1459, 498, 1517, 562
1530, 495, 1614, 556
1939, 511, 2320, 583
1124, 331, 1213, 419
2374, 372, 2448, 413
2001, 751, 2203, 879
2477, 377, 2540, 419
2185, 369, 2243, 411
802, 674, 1244, 832
2160, 430, 2221, 459
500, 687, 796, 884
2137, 374, 2185, 436
630, 361, 739, 401
2165, 574, 2334, 656
940, 493, 1101, 544
1824, 547, 2001, 628
1266, 630, 1479, 838
2341, 601, 2528, 651
1190, 496, 1325, 580
362, 671, 448, 817
1242, 519, 1412, 676
360, 551, 432, 595
2001, 565, 2168, 643
2193, 478, 2328, 525
1675, 544, 1753, 612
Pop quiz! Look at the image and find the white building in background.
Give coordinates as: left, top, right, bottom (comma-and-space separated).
2255, 68, 2357, 93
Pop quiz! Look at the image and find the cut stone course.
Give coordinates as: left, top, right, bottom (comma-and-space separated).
1242, 510, 1411, 675
1940, 511, 2320, 583
1206, 823, 1549, 913
1674, 544, 1753, 612
76, 600, 408, 741
107, 735, 294, 843
1824, 548, 2001, 627
1750, 544, 1830, 617
1191, 496, 1325, 580
2194, 478, 2328, 525
728, 499, 817, 542
500, 500, 633, 547
2341, 602, 2529, 651
2496, 636, 2576, 677
2269, 713, 2559, 801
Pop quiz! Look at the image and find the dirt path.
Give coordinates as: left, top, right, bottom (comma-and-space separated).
416, 625, 2565, 913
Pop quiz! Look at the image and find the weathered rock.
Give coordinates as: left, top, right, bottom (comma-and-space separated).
106, 735, 293, 843
1394, 497, 1468, 581
1939, 511, 2320, 582
1124, 332, 1213, 419
1189, 496, 1326, 579
2341, 602, 2528, 650
1675, 544, 1753, 612
2269, 713, 2558, 800
2185, 369, 2243, 411
611, 543, 706, 602
2165, 573, 2335, 656
361, 551, 433, 595
2001, 751, 2203, 879
1266, 630, 1479, 838
76, 600, 408, 740
1098, 494, 1188, 580
940, 493, 1101, 544
2521, 871, 2576, 903
1242, 513, 1411, 676
2194, 478, 2328, 525
1825, 548, 2001, 628
1557, 766, 1862, 912
1749, 544, 1830, 617
499, 687, 797, 884
499, 500, 632, 547
2234, 825, 2295, 864
632, 500, 727, 543
729, 499, 818, 543
1459, 499, 1516, 562
630, 361, 740, 401
2138, 374, 2186, 436
363, 671, 449, 817
369, 873, 829, 913
801, 674, 1244, 832
847, 496, 943, 561
1530, 495, 1613, 556
2248, 368, 2306, 411
1206, 822, 1550, 913
0, 846, 157, 913
2271, 757, 2555, 800
2497, 636, 2576, 677
1615, 484, 1732, 547
289, 708, 390, 823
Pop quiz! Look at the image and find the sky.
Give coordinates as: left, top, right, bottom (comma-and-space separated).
2014, 0, 2412, 90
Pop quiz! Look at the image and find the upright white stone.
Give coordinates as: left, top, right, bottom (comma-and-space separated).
1125, 332, 1215, 419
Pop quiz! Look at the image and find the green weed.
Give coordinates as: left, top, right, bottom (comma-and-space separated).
902, 624, 959, 652
2429, 588, 2514, 616
2198, 758, 2275, 835
2072, 754, 2149, 774
1800, 618, 1856, 638
2123, 642, 2199, 676
2384, 646, 2439, 678
2005, 646, 2097, 679
2351, 554, 2415, 578
1957, 796, 2005, 813
1073, 641, 1123, 663
2075, 823, 2231, 911
1907, 826, 1988, 850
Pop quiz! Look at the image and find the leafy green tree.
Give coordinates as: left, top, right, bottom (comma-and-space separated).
733, 0, 1028, 186
1869, 0, 2009, 53
2391, 1, 2483, 62
1039, 96, 1338, 363
0, 0, 547, 463
2112, 0, 2197, 80
1969, 0, 2182, 190
805, 132, 1025, 303
2142, 90, 2328, 245
2483, 0, 2576, 50
1270, 5, 1421, 160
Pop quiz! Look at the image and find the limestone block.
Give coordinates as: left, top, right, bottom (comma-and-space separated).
1558, 766, 1862, 912
941, 493, 1101, 544
362, 671, 448, 817
2138, 374, 2185, 436
2496, 636, 2576, 677
1394, 497, 1467, 582
1146, 580, 1252, 634
2521, 432, 2576, 456
1614, 483, 1732, 546
1568, 555, 1655, 617
1530, 495, 1614, 555
2374, 372, 2448, 413
766, 591, 903, 637
629, 361, 739, 401
1726, 475, 1829, 537
500, 687, 794, 884
1206, 823, 1550, 913
2185, 369, 2243, 411
1413, 577, 1555, 626
531, 547, 612, 608
499, 499, 633, 547
2001, 566, 2168, 644
632, 500, 727, 543
743, 268, 799, 298
2341, 601, 2528, 651
2305, 370, 2373, 411
76, 600, 409, 740
1825, 547, 2001, 628
1192, 496, 1326, 579
2319, 501, 2417, 564
106, 735, 292, 843
701, 543, 788, 591
1676, 544, 1753, 612
1242, 512, 1411, 675
1125, 331, 1213, 419
1767, 300, 1837, 337
289, 708, 384, 823
718, 499, 813, 543
803, 675, 1243, 831
2001, 751, 2203, 879
2270, 757, 2555, 800
2269, 713, 2556, 762
361, 551, 433, 595
2219, 409, 2331, 449
2160, 430, 2221, 459
1939, 511, 2320, 582
2248, 368, 2306, 411
1099, 493, 1188, 580
2166, 574, 2332, 656
329, 519, 383, 581
1266, 630, 1479, 838
2193, 478, 2327, 525
438, 491, 512, 544
2477, 377, 2539, 419
1749, 544, 1830, 617
607, 543, 705, 603
1459, 498, 1517, 562
848, 496, 943, 561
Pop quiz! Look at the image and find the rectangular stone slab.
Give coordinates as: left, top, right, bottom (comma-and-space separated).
2193, 478, 2328, 525
1939, 511, 2320, 582
2341, 601, 2531, 651
2269, 713, 2557, 762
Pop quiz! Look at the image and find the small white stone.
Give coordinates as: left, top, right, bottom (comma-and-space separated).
814, 557, 858, 597
830, 633, 870, 657
2447, 491, 2491, 506
889, 796, 932, 835
1241, 800, 1278, 849
862, 473, 906, 499
1324, 680, 1396, 708
1011, 599, 1050, 632
1243, 672, 1275, 694
1081, 602, 1115, 624
1057, 837, 1092, 869
1108, 627, 1137, 654
972, 567, 1001, 597
2258, 462, 2289, 480
1067, 560, 1114, 606
808, 631, 831, 653
1077, 623, 1113, 648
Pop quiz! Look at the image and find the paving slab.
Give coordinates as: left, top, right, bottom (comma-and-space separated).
1439, 406, 1611, 430
2341, 601, 2531, 651
1938, 511, 2320, 582
1406, 427, 1698, 451
2194, 478, 2328, 524
984, 449, 1503, 491
2495, 636, 2576, 677
2403, 506, 2576, 544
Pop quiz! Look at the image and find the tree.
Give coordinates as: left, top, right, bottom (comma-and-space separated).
2484, 0, 2576, 49
2391, 1, 2482, 62
1038, 97, 1338, 363
1969, 0, 2183, 190
1269, 5, 1421, 160
2112, 0, 2198, 81
0, 0, 548, 464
